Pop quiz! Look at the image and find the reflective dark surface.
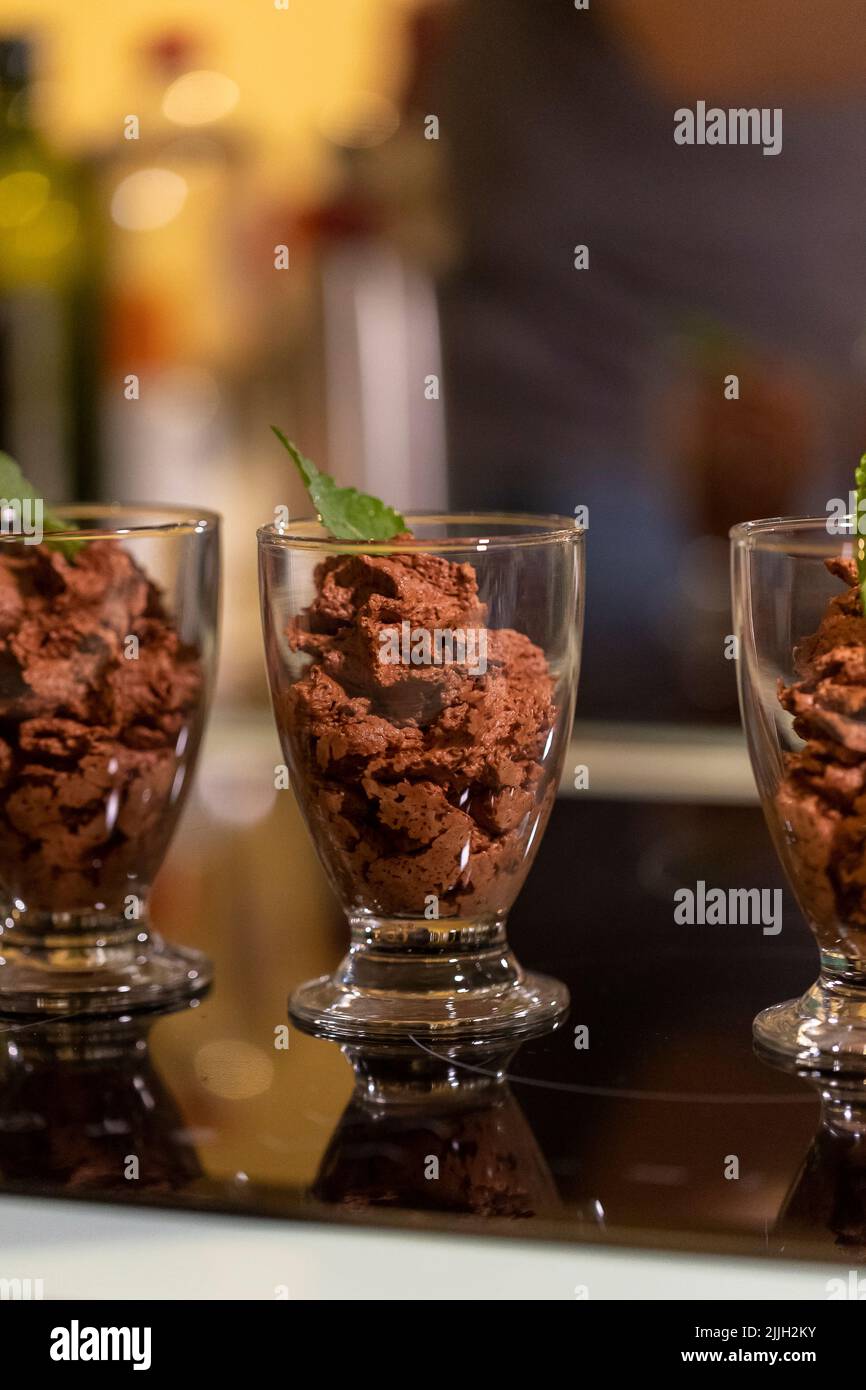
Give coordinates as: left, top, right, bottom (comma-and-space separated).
0, 753, 858, 1265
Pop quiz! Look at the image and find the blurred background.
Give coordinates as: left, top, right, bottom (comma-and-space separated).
3, 0, 866, 725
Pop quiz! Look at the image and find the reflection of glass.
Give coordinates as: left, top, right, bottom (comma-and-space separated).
312, 1040, 562, 1220
732, 518, 866, 1068
0, 506, 220, 1013
0, 1009, 202, 1191
759, 1051, 866, 1260
259, 514, 582, 1041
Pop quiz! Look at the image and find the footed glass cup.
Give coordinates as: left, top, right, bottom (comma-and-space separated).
259, 513, 582, 1040
0, 505, 220, 1014
732, 516, 866, 1070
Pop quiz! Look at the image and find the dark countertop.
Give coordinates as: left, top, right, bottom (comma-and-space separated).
1, 745, 857, 1268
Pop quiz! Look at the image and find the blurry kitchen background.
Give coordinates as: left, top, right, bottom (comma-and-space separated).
2, 0, 866, 728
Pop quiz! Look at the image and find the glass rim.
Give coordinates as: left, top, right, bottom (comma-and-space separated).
730, 514, 857, 547
257, 510, 583, 553
0, 502, 221, 544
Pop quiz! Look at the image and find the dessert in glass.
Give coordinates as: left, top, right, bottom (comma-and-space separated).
732, 515, 866, 1069
259, 512, 583, 1040
0, 505, 220, 1013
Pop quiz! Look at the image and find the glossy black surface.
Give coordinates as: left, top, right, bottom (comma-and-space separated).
0, 787, 859, 1265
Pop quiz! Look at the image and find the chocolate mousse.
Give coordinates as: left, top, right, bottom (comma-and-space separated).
278, 544, 556, 919
776, 556, 866, 931
0, 540, 202, 915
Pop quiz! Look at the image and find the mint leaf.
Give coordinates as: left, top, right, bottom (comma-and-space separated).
0, 452, 82, 560
856, 453, 866, 616
271, 427, 406, 541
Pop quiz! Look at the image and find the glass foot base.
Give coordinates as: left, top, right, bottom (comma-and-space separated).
0, 932, 212, 1017
289, 941, 569, 1043
754, 976, 866, 1074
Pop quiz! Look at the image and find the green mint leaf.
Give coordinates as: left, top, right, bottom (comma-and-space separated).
0, 451, 82, 560
856, 453, 866, 616
271, 427, 407, 541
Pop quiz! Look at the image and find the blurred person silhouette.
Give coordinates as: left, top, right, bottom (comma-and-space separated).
424, 0, 866, 718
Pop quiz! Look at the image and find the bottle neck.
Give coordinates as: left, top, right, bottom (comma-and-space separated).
0, 38, 33, 133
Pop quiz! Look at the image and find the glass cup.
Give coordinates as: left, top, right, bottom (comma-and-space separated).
0, 505, 220, 1013
259, 513, 583, 1040
732, 515, 866, 1070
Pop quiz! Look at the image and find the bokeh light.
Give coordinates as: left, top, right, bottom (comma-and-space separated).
110, 168, 188, 231
317, 90, 400, 149
0, 170, 49, 227
162, 70, 240, 127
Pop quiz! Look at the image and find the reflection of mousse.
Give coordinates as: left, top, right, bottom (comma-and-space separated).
313, 1045, 561, 1218
0, 541, 202, 913
0, 1014, 201, 1192
280, 547, 556, 917
776, 557, 866, 933
772, 1077, 866, 1258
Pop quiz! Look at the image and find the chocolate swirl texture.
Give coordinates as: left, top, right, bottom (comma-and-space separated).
280, 545, 557, 918
776, 556, 866, 930
0, 541, 202, 913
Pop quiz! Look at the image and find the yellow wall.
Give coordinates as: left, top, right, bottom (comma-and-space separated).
0, 0, 423, 194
